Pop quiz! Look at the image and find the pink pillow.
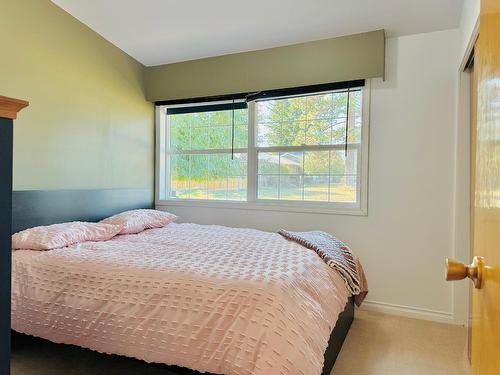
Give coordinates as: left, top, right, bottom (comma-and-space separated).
12, 222, 123, 251
100, 209, 177, 234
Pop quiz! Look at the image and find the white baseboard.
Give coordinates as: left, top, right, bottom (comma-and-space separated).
360, 300, 458, 324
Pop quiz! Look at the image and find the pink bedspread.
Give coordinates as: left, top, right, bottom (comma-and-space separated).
12, 223, 350, 375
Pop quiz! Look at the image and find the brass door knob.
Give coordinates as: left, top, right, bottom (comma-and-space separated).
445, 256, 484, 289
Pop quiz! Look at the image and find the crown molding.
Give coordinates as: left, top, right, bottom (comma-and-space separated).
0, 96, 29, 120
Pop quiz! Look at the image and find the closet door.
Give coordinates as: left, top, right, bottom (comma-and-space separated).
470, 1, 500, 373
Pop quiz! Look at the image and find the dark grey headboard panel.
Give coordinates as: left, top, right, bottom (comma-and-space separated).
12, 189, 153, 233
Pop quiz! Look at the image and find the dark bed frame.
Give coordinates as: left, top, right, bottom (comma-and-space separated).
9, 189, 354, 375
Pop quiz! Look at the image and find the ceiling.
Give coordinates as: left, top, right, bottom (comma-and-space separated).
52, 0, 464, 67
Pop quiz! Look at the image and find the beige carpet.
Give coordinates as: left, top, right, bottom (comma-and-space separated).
332, 309, 470, 375
11, 309, 469, 375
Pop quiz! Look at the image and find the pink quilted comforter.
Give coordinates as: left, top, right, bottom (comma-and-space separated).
12, 223, 350, 375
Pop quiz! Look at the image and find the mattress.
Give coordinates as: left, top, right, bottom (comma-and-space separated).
11, 223, 350, 375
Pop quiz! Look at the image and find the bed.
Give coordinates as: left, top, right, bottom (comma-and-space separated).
10, 190, 360, 375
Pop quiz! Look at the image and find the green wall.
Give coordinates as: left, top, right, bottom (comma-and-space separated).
0, 0, 153, 190
0, 0, 384, 191
145, 30, 385, 102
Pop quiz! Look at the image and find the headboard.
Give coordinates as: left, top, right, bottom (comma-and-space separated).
12, 188, 153, 233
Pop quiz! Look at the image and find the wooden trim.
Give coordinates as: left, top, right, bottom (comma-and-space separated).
361, 300, 455, 323
0, 96, 29, 120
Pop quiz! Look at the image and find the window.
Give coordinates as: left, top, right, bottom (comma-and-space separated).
166, 105, 249, 201
157, 83, 369, 215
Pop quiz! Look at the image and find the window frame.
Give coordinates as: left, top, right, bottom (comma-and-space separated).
156, 81, 370, 216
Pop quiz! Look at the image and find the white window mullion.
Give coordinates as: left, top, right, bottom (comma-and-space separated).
247, 101, 258, 202
255, 144, 360, 153
170, 148, 248, 155
164, 109, 171, 200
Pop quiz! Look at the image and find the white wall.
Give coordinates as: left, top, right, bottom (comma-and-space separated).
157, 29, 461, 323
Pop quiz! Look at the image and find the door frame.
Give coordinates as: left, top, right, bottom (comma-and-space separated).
452, 19, 480, 326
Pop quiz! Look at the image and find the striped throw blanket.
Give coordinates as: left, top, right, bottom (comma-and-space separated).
278, 230, 361, 295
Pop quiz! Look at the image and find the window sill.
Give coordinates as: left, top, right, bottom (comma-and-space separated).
156, 199, 367, 216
